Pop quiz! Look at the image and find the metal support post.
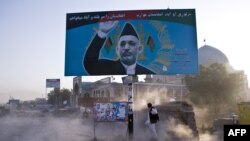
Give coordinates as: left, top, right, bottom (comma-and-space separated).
127, 82, 133, 140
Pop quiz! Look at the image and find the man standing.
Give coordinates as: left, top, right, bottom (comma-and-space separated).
145, 103, 159, 139
83, 21, 154, 75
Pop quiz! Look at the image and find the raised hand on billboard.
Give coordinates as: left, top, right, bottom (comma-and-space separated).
98, 21, 118, 38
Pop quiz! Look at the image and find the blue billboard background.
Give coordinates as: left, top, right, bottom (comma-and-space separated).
65, 9, 198, 76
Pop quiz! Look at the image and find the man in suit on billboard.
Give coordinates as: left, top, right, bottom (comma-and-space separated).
83, 21, 155, 75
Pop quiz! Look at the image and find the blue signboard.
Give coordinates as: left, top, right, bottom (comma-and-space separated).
46, 79, 60, 88
65, 9, 198, 76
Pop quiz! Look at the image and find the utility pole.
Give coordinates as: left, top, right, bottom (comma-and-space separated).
122, 75, 134, 140
128, 82, 133, 139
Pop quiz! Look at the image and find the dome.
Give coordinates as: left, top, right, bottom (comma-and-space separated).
198, 45, 229, 66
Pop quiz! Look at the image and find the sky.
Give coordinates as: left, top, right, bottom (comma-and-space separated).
0, 0, 250, 104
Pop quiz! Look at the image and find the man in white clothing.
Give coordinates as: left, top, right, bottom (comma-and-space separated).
145, 103, 159, 139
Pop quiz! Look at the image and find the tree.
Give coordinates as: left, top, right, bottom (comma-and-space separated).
185, 63, 243, 122
47, 88, 72, 106
47, 89, 57, 105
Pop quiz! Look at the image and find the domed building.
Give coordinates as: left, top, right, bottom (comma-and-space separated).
198, 45, 229, 66
198, 45, 234, 72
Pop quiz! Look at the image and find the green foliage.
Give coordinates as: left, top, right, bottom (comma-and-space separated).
47, 88, 72, 105
185, 63, 243, 109
185, 63, 244, 127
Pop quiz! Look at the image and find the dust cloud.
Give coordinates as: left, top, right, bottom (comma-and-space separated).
0, 115, 93, 141
0, 113, 222, 141
0, 84, 223, 141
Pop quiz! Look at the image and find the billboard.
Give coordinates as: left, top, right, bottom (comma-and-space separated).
65, 9, 198, 76
46, 79, 60, 88
93, 102, 128, 122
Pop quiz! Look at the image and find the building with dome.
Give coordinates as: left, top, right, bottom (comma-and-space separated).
199, 45, 249, 101
198, 45, 229, 66
198, 45, 234, 72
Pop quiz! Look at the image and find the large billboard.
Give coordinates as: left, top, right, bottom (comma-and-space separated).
93, 102, 128, 122
65, 9, 198, 76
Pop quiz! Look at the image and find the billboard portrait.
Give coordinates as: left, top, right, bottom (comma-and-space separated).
65, 9, 198, 76
93, 102, 128, 122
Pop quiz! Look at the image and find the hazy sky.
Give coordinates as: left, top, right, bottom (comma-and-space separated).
0, 0, 250, 104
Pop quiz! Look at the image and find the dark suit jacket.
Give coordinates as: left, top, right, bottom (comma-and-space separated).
83, 34, 155, 75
